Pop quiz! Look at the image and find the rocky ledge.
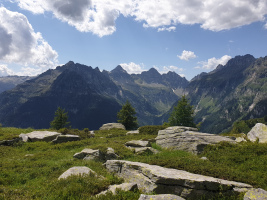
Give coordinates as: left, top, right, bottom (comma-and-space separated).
105, 160, 252, 199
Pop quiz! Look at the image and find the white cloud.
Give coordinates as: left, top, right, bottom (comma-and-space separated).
0, 64, 14, 76
0, 7, 58, 75
198, 55, 232, 70
264, 23, 267, 29
158, 26, 176, 32
120, 62, 146, 74
12, 0, 267, 36
154, 65, 184, 77
178, 50, 197, 61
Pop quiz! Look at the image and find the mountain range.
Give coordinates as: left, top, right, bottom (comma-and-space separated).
0, 54, 266, 133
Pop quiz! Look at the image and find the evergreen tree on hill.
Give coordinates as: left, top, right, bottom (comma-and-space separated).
117, 100, 138, 130
169, 95, 196, 127
50, 107, 70, 130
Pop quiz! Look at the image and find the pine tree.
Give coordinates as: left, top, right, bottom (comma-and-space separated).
50, 107, 70, 130
117, 100, 138, 130
168, 95, 196, 127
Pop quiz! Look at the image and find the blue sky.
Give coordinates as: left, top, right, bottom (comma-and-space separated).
0, 0, 267, 80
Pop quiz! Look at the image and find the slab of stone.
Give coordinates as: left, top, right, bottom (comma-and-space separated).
97, 183, 138, 196
125, 140, 151, 147
58, 166, 96, 180
52, 134, 80, 144
99, 123, 125, 130
244, 188, 267, 200
105, 147, 119, 160
247, 123, 267, 143
126, 130, 139, 135
73, 148, 104, 160
0, 137, 22, 146
20, 131, 61, 142
156, 126, 236, 154
134, 147, 160, 155
105, 160, 252, 199
138, 194, 185, 200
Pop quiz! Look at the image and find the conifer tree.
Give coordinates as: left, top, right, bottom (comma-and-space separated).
168, 95, 196, 127
50, 107, 70, 130
117, 100, 138, 130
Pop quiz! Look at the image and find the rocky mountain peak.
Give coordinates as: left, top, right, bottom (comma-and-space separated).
111, 65, 128, 74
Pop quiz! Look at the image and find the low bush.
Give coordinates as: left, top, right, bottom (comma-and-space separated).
138, 125, 169, 135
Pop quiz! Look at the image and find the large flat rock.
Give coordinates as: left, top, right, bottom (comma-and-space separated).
247, 123, 267, 143
99, 123, 125, 130
156, 126, 236, 154
105, 160, 252, 199
20, 131, 61, 142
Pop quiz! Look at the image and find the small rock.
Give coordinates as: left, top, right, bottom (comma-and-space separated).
126, 130, 139, 135
134, 147, 159, 155
247, 123, 267, 143
99, 123, 125, 130
52, 134, 80, 144
235, 137, 247, 143
200, 157, 208, 160
125, 140, 151, 147
73, 149, 104, 161
97, 183, 138, 196
58, 166, 96, 180
105, 147, 119, 160
138, 194, 185, 200
244, 188, 267, 200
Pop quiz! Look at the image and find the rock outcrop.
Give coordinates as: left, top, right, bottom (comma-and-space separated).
138, 194, 185, 200
247, 123, 267, 143
52, 134, 80, 144
155, 126, 236, 154
19, 131, 61, 142
99, 123, 126, 130
243, 188, 267, 200
105, 160, 252, 199
73, 148, 119, 161
58, 166, 96, 180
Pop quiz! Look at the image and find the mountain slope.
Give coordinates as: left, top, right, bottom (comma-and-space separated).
187, 54, 267, 133
0, 76, 32, 94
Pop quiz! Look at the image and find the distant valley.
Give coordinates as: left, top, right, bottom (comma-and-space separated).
0, 54, 266, 133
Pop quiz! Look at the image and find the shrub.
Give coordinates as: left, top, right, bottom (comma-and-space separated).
139, 125, 169, 135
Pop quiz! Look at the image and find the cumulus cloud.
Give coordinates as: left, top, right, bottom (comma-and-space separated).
178, 50, 197, 61
120, 62, 146, 74
12, 0, 267, 36
158, 26, 176, 32
0, 7, 58, 75
197, 55, 232, 70
0, 64, 14, 76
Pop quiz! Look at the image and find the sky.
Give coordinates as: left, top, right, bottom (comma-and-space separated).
0, 0, 267, 80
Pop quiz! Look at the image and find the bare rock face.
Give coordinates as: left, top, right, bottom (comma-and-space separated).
247, 123, 267, 143
58, 166, 96, 180
99, 123, 125, 130
105, 160, 252, 199
244, 188, 267, 200
52, 135, 80, 144
19, 131, 61, 142
97, 183, 138, 196
138, 194, 185, 200
155, 126, 236, 154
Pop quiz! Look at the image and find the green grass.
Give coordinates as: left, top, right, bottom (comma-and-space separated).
1, 127, 267, 199
0, 127, 36, 140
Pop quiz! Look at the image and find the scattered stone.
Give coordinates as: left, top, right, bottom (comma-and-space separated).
19, 131, 61, 142
97, 183, 138, 196
105, 147, 120, 160
138, 194, 185, 200
236, 137, 247, 143
105, 160, 252, 199
99, 123, 125, 130
247, 123, 267, 143
156, 126, 236, 154
244, 188, 267, 200
135, 147, 160, 155
73, 149, 104, 161
125, 140, 151, 147
126, 130, 139, 135
0, 137, 22, 146
200, 157, 208, 161
25, 154, 34, 157
52, 134, 80, 144
58, 166, 96, 180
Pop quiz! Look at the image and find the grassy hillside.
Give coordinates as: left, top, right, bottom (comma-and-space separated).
0, 127, 267, 199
